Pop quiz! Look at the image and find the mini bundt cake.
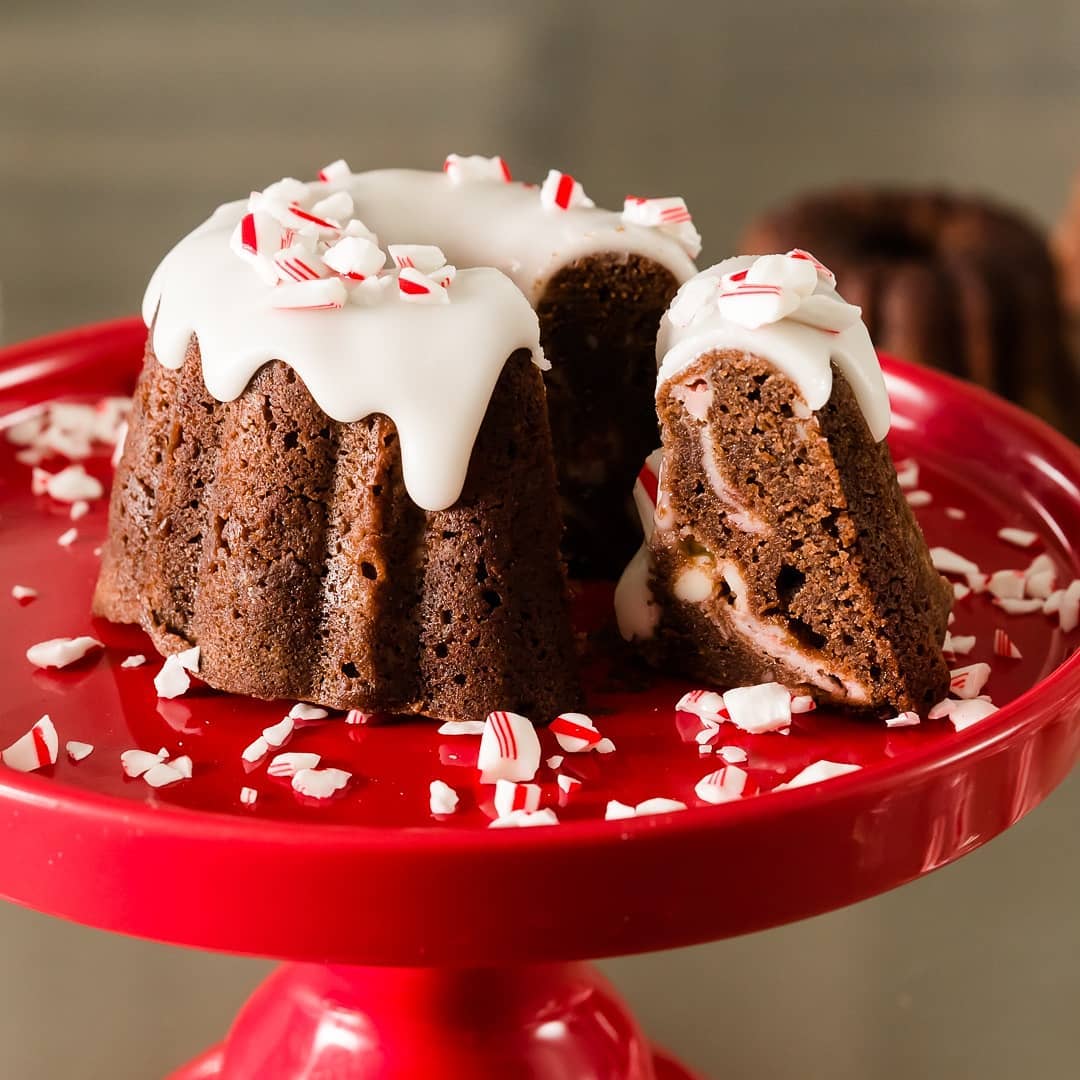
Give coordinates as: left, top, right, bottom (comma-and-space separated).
742, 188, 1078, 437
616, 252, 953, 714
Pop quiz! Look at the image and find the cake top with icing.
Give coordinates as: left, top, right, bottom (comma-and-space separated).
655, 251, 891, 441
143, 155, 701, 512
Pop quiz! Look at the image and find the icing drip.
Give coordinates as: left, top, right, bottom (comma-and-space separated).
656, 253, 891, 442
144, 163, 698, 512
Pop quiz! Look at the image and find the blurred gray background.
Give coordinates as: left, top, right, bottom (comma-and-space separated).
2, 2, 1080, 1077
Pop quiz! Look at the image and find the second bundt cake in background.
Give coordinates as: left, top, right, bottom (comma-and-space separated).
742, 188, 1078, 437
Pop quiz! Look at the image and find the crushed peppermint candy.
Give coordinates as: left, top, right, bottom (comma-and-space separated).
722, 682, 792, 734
556, 774, 582, 797
885, 711, 921, 728
262, 717, 295, 749
949, 663, 991, 699
675, 689, 728, 725
778, 760, 862, 789
287, 702, 327, 721
242, 736, 270, 765
943, 632, 976, 657
271, 278, 347, 311
718, 745, 749, 764
931, 548, 981, 577
546, 754, 565, 770
550, 712, 603, 753
388, 244, 446, 273
539, 169, 594, 211
987, 570, 1025, 600
488, 808, 559, 828
121, 748, 169, 778
478, 711, 541, 782
945, 507, 966, 520
994, 598, 1043, 615
144, 759, 190, 789
437, 720, 486, 736
931, 697, 999, 731
397, 266, 450, 303
317, 158, 351, 184
905, 490, 932, 508
443, 153, 512, 184
65, 740, 94, 762
2, 716, 59, 772
429, 780, 459, 815
695, 765, 749, 804
894, 459, 919, 489
26, 635, 103, 670
292, 767, 351, 799
154, 654, 191, 699
240, 786, 259, 807
998, 527, 1040, 549
268, 752, 321, 778
70, 499, 90, 521
12, 585, 38, 602
36, 463, 104, 503
493, 778, 542, 818
993, 629, 1022, 659
621, 195, 702, 258
632, 797, 688, 816
57, 528, 78, 547
120, 653, 146, 669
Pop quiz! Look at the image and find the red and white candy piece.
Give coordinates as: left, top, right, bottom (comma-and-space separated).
144, 757, 190, 789
70, 500, 90, 521
949, 663, 991, 699
488, 808, 559, 828
322, 235, 386, 282
39, 464, 104, 503
493, 778, 541, 818
154, 649, 199, 699
885, 711, 921, 729
280, 201, 343, 237
311, 191, 354, 223
345, 709, 376, 725
667, 275, 721, 329
262, 717, 295, 750
998, 527, 1039, 549
317, 159, 352, 184
443, 154, 512, 184
993, 629, 1022, 659
292, 767, 351, 799
57, 527, 78, 547
675, 689, 728, 725
2, 716, 58, 772
478, 711, 541, 782
694, 765, 749, 804
12, 585, 38, 602
437, 720, 487, 736
943, 631, 976, 657
556, 774, 582, 799
429, 780, 460, 816
987, 569, 1025, 601
232, 209, 284, 258
388, 244, 447, 273
777, 760, 861, 790
785, 249, 836, 287
906, 490, 932, 508
66, 740, 94, 762
539, 170, 594, 211
995, 598, 1043, 615
633, 798, 687, 816
397, 267, 450, 304
722, 682, 792, 734
269, 752, 321, 778
930, 547, 981, 577
1059, 580, 1080, 633
717, 279, 801, 330
272, 278, 347, 311
121, 747, 168, 779
240, 787, 259, 807
549, 712, 603, 753
622, 195, 693, 227
790, 695, 817, 714
272, 244, 332, 284
288, 702, 328, 721
26, 635, 103, 670
242, 736, 270, 765
718, 745, 748, 764
930, 697, 999, 731
1023, 554, 1056, 599
894, 459, 919, 489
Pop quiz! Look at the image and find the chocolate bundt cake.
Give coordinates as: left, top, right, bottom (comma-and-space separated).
742, 188, 1078, 437
616, 253, 952, 713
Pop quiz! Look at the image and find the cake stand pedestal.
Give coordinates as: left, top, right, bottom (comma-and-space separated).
2, 320, 1080, 1079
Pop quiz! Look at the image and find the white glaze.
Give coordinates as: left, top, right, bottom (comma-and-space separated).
657, 255, 891, 442
144, 167, 697, 512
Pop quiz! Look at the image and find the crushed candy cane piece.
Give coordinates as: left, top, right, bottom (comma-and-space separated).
557, 774, 582, 796
70, 499, 89, 521
949, 698, 999, 731
718, 745, 749, 764
345, 709, 375, 725
550, 712, 602, 753
779, 760, 861, 789
949, 663, 991, 699
668, 275, 721, 328
429, 780, 459, 815
595, 737, 616, 754
546, 754, 564, 770
634, 798, 687, 816
242, 736, 270, 765
269, 752, 321, 778
2, 716, 58, 772
945, 507, 966, 520
675, 689, 728, 724
397, 267, 450, 303
943, 632, 976, 656
722, 682, 792, 734
388, 244, 446, 273
287, 702, 327, 721
539, 169, 594, 211
953, 582, 971, 600
311, 190, 354, 223
695, 765, 749, 804
894, 459, 919, 489
906, 490, 932, 508
987, 570, 1025, 600
57, 528, 78, 547
42, 464, 104, 503
479, 711, 541, 782
885, 711, 921, 728
271, 278, 347, 311
175, 645, 200, 672
26, 635, 103, 670
272, 243, 332, 284
994, 597, 1043, 615
65, 740, 94, 762
605, 800, 636, 821
317, 159, 351, 183
931, 548, 980, 577
790, 695, 816, 714
493, 778, 542, 817
1059, 580, 1080, 633
322, 235, 385, 281
12, 585, 38, 601
488, 808, 558, 828
240, 786, 258, 807
154, 654, 191, 699
998, 527, 1039, 549
120, 653, 146, 668
262, 717, 295, 749
144, 761, 186, 789
121, 748, 168, 778
437, 720, 486, 736
993, 629, 1022, 659
171, 755, 193, 779
292, 767, 351, 799
443, 153, 512, 183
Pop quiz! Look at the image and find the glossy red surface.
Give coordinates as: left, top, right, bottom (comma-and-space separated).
1, 318, 1079, 970
167, 963, 702, 1080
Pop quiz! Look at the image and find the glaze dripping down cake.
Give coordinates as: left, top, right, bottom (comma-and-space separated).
616, 251, 953, 713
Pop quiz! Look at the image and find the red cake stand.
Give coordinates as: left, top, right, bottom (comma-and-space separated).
2, 320, 1080, 1080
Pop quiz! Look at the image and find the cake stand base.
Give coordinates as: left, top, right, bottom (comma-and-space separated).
168, 962, 700, 1080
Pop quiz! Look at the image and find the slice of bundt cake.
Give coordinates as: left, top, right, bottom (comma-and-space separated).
616, 252, 953, 713
742, 188, 1078, 438
94, 172, 581, 723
